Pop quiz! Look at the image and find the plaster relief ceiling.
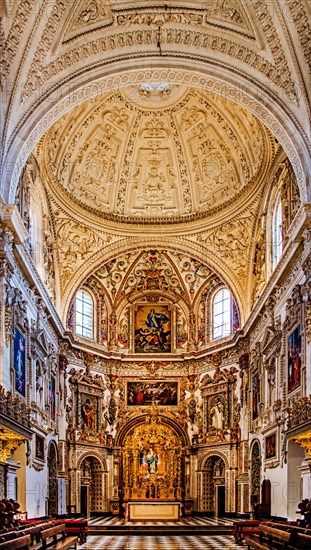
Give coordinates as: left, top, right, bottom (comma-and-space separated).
36, 85, 277, 224
61, 0, 256, 44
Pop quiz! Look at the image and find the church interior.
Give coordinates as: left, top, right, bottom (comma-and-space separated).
0, 0, 310, 548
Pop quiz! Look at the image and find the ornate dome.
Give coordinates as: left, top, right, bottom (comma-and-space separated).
36, 85, 278, 225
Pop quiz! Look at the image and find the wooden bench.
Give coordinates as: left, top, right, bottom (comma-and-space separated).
21, 523, 52, 545
233, 520, 260, 543
54, 519, 88, 543
0, 522, 52, 547
291, 532, 311, 549
0, 534, 31, 549
40, 524, 78, 550
264, 521, 311, 535
244, 524, 293, 549
261, 522, 311, 548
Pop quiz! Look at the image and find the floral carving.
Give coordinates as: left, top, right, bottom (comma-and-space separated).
54, 217, 110, 288
197, 208, 257, 278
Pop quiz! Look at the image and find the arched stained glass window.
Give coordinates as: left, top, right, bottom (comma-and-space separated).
212, 288, 231, 340
75, 289, 93, 339
272, 195, 283, 269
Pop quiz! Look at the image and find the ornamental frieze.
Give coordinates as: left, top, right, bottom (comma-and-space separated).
20, 1, 296, 101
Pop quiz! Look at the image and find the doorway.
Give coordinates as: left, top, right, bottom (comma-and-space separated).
80, 486, 88, 517
217, 485, 226, 516
79, 455, 108, 516
201, 456, 226, 514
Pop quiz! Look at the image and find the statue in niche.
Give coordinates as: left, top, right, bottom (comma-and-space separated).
36, 362, 43, 408
214, 459, 224, 477
146, 448, 158, 474
210, 398, 224, 430
81, 398, 96, 431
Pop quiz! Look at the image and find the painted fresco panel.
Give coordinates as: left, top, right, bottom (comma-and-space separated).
135, 305, 171, 353
265, 433, 276, 460
127, 381, 178, 406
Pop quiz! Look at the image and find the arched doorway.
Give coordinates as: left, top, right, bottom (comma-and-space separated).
79, 456, 107, 518
47, 442, 58, 516
201, 455, 226, 516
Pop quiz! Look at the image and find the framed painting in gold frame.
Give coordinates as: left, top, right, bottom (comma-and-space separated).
134, 305, 171, 353
127, 380, 178, 406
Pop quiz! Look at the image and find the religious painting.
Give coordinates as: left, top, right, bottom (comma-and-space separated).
252, 372, 260, 420
35, 435, 44, 460
49, 376, 56, 422
127, 381, 178, 406
265, 433, 276, 460
134, 305, 171, 353
81, 395, 97, 432
13, 328, 26, 397
288, 325, 301, 394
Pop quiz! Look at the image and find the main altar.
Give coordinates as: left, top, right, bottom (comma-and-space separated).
120, 406, 184, 520
126, 501, 181, 521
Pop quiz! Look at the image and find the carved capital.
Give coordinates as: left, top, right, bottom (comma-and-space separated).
293, 432, 311, 458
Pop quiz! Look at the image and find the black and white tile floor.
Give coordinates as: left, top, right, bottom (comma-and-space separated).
78, 516, 242, 549
78, 534, 241, 548
88, 516, 233, 526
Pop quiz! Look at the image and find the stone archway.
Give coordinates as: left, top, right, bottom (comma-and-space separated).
47, 442, 58, 516
78, 455, 107, 518
200, 455, 226, 516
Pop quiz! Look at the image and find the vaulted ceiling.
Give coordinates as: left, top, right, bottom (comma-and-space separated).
1, 0, 310, 334
35, 85, 278, 223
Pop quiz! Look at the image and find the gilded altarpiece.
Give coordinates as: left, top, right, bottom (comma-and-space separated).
121, 410, 183, 503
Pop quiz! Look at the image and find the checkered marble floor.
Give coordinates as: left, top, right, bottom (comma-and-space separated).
78, 534, 241, 549
88, 515, 233, 526
79, 516, 240, 548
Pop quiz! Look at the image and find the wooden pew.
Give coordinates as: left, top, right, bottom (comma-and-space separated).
20, 522, 52, 545
40, 524, 78, 550
0, 534, 31, 550
292, 532, 311, 549
244, 523, 293, 549
0, 522, 51, 547
264, 520, 311, 535
232, 520, 260, 543
54, 519, 88, 543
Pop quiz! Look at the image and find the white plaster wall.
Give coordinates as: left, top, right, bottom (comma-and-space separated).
265, 466, 288, 519
26, 464, 48, 518
287, 440, 306, 520
301, 465, 311, 501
